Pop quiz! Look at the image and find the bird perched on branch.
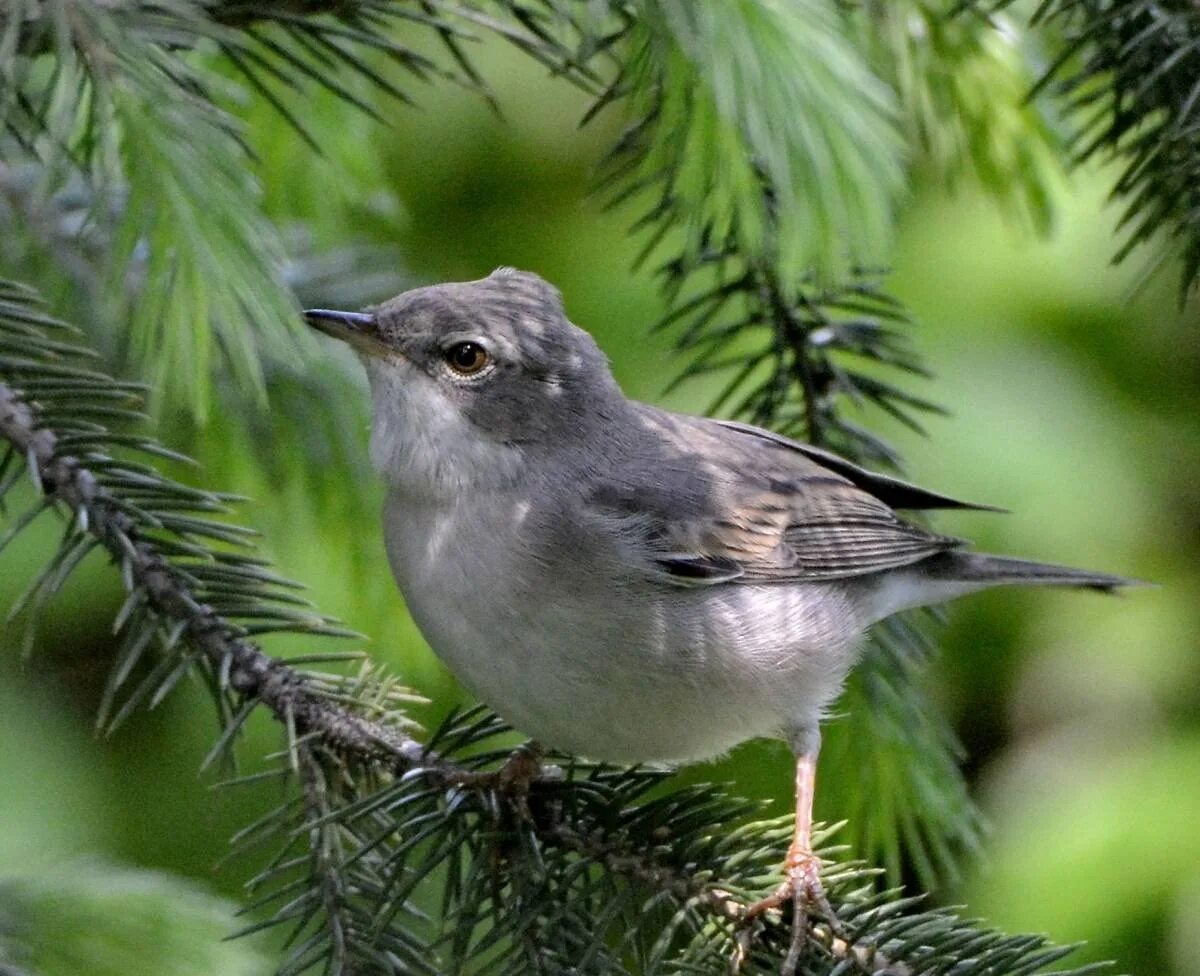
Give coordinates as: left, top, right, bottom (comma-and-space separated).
306, 267, 1133, 972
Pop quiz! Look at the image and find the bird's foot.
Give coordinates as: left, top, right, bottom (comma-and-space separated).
734, 851, 839, 976
496, 741, 547, 823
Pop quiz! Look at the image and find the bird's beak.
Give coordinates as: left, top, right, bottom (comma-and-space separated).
304, 309, 392, 358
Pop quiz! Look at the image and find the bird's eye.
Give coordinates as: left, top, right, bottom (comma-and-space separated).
445, 341, 490, 376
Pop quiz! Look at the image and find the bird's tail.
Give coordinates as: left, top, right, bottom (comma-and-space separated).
862, 550, 1140, 623
928, 551, 1137, 594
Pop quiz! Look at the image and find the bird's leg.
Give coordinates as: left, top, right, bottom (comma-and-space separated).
739, 726, 835, 975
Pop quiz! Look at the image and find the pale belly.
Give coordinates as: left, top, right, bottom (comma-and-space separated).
382, 494, 865, 763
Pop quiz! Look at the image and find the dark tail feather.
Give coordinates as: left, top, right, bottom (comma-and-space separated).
931, 552, 1140, 594
862, 550, 1143, 623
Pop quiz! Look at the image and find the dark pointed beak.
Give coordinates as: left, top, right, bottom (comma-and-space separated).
304, 308, 391, 357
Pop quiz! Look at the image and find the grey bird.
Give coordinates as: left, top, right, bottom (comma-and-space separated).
306, 267, 1133, 967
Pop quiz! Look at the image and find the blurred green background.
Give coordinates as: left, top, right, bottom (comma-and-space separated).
2, 32, 1198, 976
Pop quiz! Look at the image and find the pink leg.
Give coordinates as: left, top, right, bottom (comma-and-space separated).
740, 728, 833, 975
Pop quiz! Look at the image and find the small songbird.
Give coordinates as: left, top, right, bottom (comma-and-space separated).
306, 267, 1132, 967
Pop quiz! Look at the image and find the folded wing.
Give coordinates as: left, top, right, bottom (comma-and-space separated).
592, 415, 975, 587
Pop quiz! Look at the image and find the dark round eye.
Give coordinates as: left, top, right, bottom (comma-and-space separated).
445, 341, 490, 375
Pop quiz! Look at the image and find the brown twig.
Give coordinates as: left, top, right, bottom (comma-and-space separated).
1, 380, 434, 772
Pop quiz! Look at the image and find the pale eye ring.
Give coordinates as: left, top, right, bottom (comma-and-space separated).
444, 341, 490, 376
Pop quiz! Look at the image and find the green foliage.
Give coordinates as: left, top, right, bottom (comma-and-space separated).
860, 1, 1062, 230
1, 1, 300, 416
616, 0, 905, 289
830, 619, 986, 887
0, 280, 356, 674
231, 706, 1103, 976
0, 865, 270, 976
655, 259, 928, 459
969, 0, 1200, 295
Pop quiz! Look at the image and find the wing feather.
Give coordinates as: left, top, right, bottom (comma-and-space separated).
710, 419, 1005, 512
591, 412, 965, 588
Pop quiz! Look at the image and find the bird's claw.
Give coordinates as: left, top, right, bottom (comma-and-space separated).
733, 853, 840, 976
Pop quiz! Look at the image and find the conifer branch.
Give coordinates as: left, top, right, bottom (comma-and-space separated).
967, 0, 1200, 294
0, 376, 416, 766
860, 1, 1062, 230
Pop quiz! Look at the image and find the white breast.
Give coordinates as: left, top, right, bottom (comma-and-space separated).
382, 491, 866, 763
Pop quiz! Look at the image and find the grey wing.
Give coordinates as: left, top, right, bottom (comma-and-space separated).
762, 480, 964, 580
710, 419, 1004, 513
650, 480, 964, 586
590, 417, 967, 587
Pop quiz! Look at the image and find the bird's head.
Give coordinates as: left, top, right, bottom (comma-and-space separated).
306, 268, 623, 497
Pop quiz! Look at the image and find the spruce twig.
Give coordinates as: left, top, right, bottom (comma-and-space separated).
964, 0, 1200, 295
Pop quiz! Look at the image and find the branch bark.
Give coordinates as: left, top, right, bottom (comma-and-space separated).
0, 379, 426, 768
